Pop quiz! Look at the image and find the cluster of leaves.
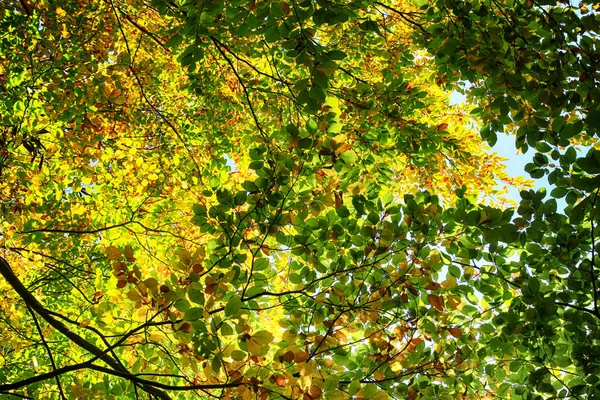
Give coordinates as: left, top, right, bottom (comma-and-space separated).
0, 0, 598, 399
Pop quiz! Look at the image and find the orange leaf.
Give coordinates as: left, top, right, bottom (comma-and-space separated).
448, 327, 462, 338
446, 295, 462, 310
437, 123, 449, 131
334, 191, 343, 208
279, 350, 294, 363
425, 282, 441, 291
274, 375, 287, 387
124, 245, 135, 262
307, 386, 322, 399
294, 351, 310, 363
205, 282, 218, 295
427, 294, 445, 312
107, 246, 122, 260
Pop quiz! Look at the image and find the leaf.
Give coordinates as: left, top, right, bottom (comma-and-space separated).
577, 157, 600, 174
440, 277, 457, 290
316, 60, 338, 75
448, 327, 462, 338
324, 375, 340, 391
127, 289, 142, 302
165, 34, 183, 48
327, 50, 347, 60
274, 374, 287, 387
123, 245, 135, 262
188, 288, 205, 304
231, 350, 247, 361
585, 109, 600, 129
184, 307, 204, 321
428, 294, 445, 312
252, 330, 274, 345
307, 386, 322, 399
372, 391, 388, 400
107, 246, 122, 261
294, 352, 310, 363
527, 278, 540, 294
225, 294, 242, 317
178, 248, 192, 265
447, 295, 461, 310
253, 257, 269, 271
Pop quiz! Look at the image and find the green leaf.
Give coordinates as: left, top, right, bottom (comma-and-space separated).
225, 295, 242, 317
327, 50, 347, 60
184, 307, 204, 321
165, 34, 184, 48
188, 288, 205, 304
585, 109, 600, 129
527, 278, 540, 294
577, 157, 600, 174
231, 350, 247, 361
253, 257, 269, 271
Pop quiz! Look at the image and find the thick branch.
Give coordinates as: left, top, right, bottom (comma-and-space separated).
0, 257, 172, 400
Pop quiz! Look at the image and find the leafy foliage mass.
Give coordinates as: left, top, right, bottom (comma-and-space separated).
0, 0, 599, 399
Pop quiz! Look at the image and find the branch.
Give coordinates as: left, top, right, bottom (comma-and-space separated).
20, 220, 134, 234
374, 2, 427, 33
0, 359, 94, 393
18, 0, 32, 16
107, 0, 204, 181
210, 36, 267, 141
115, 6, 168, 51
26, 305, 67, 400
589, 187, 600, 316
0, 257, 172, 400
89, 364, 243, 391
555, 301, 600, 318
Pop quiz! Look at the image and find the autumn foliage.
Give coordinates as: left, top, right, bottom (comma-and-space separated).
1, 0, 600, 399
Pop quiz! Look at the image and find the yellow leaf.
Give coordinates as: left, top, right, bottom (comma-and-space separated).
282, 330, 297, 343
347, 182, 365, 195
127, 289, 142, 302
246, 339, 263, 356
192, 246, 206, 263
252, 330, 274, 345
106, 289, 121, 297
326, 390, 349, 400
441, 277, 457, 290
373, 390, 388, 400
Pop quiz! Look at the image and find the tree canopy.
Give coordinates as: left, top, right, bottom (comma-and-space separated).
0, 0, 599, 399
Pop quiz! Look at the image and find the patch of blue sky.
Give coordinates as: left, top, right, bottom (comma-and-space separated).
449, 90, 568, 210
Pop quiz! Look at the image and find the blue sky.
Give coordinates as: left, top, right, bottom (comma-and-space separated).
449, 91, 548, 203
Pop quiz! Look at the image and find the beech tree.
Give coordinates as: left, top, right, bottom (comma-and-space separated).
0, 0, 598, 399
